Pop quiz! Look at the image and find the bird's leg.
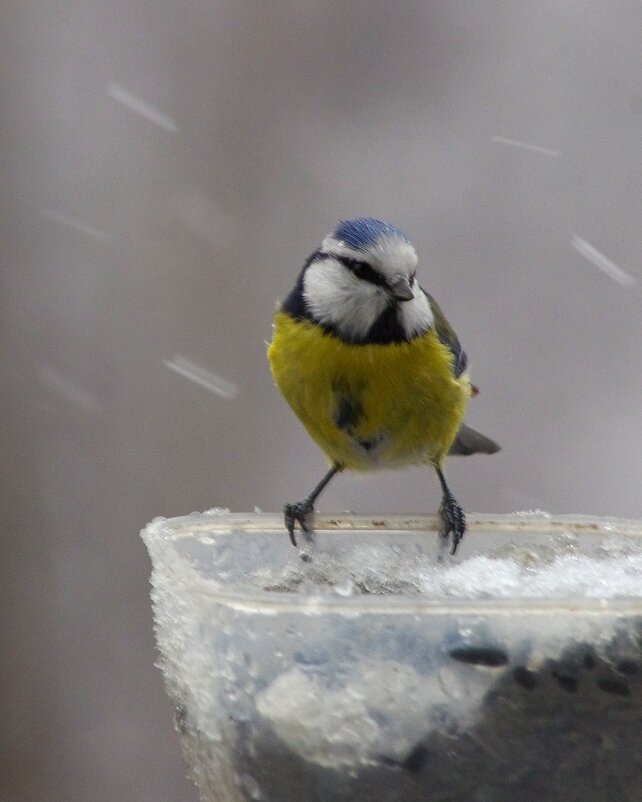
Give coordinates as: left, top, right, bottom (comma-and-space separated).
435, 466, 466, 555
284, 464, 343, 546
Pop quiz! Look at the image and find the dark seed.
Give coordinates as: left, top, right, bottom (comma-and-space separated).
553, 672, 578, 692
582, 652, 596, 670
616, 660, 639, 676
597, 678, 631, 696
449, 647, 509, 667
402, 743, 429, 773
513, 666, 538, 689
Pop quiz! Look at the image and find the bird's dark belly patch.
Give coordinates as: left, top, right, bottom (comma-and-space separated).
333, 384, 386, 455
335, 392, 363, 431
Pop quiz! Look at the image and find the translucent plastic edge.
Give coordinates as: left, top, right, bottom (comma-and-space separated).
146, 511, 642, 538
140, 512, 642, 613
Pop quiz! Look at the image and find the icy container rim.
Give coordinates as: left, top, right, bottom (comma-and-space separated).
141, 512, 642, 615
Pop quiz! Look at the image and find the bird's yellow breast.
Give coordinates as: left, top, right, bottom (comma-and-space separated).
268, 312, 471, 471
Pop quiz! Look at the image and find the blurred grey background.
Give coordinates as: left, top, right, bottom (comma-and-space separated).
1, 1, 641, 799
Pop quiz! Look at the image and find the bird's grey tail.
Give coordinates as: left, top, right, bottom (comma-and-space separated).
449, 424, 500, 456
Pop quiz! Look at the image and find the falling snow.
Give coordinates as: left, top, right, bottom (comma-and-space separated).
164, 355, 240, 399
571, 235, 636, 287
491, 135, 561, 157
41, 208, 113, 244
107, 82, 178, 132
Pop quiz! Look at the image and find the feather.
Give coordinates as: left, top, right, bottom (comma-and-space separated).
449, 424, 500, 456
425, 291, 468, 378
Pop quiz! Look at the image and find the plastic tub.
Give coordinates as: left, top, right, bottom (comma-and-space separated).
141, 512, 642, 802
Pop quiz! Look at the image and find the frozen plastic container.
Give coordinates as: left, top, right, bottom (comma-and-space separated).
141, 512, 642, 802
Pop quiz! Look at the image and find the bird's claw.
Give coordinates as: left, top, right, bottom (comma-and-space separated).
439, 492, 466, 555
284, 499, 315, 546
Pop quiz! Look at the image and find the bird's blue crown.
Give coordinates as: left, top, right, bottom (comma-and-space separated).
333, 218, 409, 252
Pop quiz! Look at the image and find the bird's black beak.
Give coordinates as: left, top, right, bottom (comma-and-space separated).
387, 274, 414, 302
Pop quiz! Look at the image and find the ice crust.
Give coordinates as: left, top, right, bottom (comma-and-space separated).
419, 551, 642, 599
254, 537, 642, 600
255, 660, 495, 769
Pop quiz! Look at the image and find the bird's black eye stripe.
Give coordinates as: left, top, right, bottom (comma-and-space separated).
312, 250, 387, 287
332, 254, 387, 287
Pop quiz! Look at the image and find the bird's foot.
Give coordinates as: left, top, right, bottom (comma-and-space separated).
284, 498, 315, 547
439, 491, 466, 555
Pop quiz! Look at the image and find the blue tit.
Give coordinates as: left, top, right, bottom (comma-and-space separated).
268, 218, 499, 554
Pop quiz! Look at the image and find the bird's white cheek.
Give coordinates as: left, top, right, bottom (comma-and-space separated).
303, 261, 387, 339
399, 291, 434, 338
303, 264, 352, 323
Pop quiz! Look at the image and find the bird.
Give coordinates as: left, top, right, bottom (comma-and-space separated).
268, 218, 499, 555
